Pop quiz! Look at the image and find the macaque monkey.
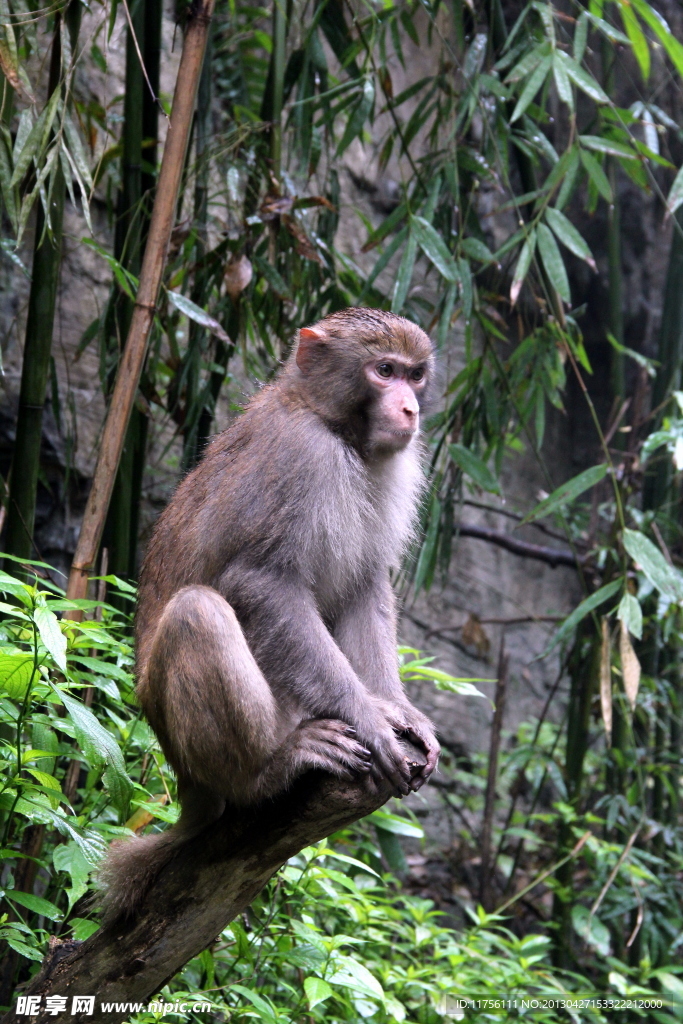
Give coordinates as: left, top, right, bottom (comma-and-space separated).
102, 308, 440, 918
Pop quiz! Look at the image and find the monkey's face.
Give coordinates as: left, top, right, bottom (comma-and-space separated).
362, 355, 428, 453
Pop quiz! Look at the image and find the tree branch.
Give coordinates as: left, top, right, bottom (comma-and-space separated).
2, 746, 423, 1024
457, 523, 584, 568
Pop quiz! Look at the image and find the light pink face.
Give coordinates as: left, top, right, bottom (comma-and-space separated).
364, 355, 427, 451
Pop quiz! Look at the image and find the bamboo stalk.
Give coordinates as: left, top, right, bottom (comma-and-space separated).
479, 639, 508, 911
4, 3, 82, 562
65, 0, 216, 613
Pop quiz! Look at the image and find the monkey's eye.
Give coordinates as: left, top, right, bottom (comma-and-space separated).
376, 362, 394, 378
410, 367, 425, 382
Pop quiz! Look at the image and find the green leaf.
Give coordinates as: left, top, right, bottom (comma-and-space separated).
629, 0, 683, 79
522, 464, 608, 524
329, 955, 384, 1003
511, 55, 552, 122
410, 215, 458, 282
34, 605, 67, 673
545, 207, 597, 271
573, 12, 588, 63
619, 1, 650, 81
391, 232, 417, 313
461, 237, 494, 263
63, 113, 93, 189
557, 52, 610, 104
572, 905, 610, 956
458, 258, 473, 319
580, 149, 613, 202
0, 654, 35, 699
667, 165, 683, 216
448, 443, 501, 494
545, 579, 622, 655
55, 687, 132, 811
617, 592, 643, 641
369, 808, 423, 837
252, 254, 292, 300
579, 134, 637, 160
510, 229, 536, 306
167, 291, 231, 344
537, 223, 571, 304
10, 85, 60, 188
623, 528, 683, 602
304, 977, 332, 1010
505, 42, 548, 83
552, 54, 573, 111
4, 888, 62, 921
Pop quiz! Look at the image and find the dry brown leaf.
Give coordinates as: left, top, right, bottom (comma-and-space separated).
619, 619, 641, 711
600, 617, 612, 745
461, 613, 490, 658
224, 254, 253, 301
0, 40, 20, 91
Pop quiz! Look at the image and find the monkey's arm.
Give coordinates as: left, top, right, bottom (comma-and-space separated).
219, 562, 413, 794
334, 575, 440, 787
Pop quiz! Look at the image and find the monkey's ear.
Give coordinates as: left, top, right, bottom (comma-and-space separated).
296, 327, 327, 374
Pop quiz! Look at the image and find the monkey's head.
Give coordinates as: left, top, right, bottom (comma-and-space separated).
287, 308, 435, 458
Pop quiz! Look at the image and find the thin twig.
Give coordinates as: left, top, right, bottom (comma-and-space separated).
589, 828, 639, 918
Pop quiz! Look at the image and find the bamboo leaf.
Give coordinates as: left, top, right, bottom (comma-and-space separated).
63, 113, 93, 190
10, 85, 60, 188
579, 134, 638, 160
544, 579, 622, 655
600, 618, 612, 745
461, 237, 494, 263
391, 232, 417, 312
448, 444, 501, 494
623, 528, 683, 602
617, 591, 642, 641
410, 215, 458, 282
167, 291, 231, 344
253, 254, 292, 300
552, 53, 573, 110
505, 42, 548, 84
545, 207, 597, 271
619, 620, 641, 711
537, 223, 571, 303
573, 12, 588, 64
580, 149, 612, 202
629, 0, 683, 79
0, 132, 17, 232
522, 464, 607, 524
557, 51, 610, 104
667, 165, 683, 216
619, 0, 650, 81
458, 258, 472, 319
510, 229, 536, 306
511, 55, 552, 122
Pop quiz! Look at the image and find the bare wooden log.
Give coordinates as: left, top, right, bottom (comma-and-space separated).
64, 0, 215, 616
2, 745, 424, 1024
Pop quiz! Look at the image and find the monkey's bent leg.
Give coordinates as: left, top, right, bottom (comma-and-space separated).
143, 585, 282, 802
142, 586, 373, 804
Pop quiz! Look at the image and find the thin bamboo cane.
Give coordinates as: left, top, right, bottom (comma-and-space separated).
65, 0, 216, 613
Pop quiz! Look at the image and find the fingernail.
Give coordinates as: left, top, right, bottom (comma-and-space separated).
345, 727, 357, 736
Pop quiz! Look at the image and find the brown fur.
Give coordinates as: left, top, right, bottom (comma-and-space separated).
99, 309, 440, 920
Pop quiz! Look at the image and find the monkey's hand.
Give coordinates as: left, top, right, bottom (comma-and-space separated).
371, 699, 440, 792
351, 703, 418, 797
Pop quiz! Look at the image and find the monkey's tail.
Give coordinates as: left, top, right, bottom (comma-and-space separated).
97, 791, 224, 923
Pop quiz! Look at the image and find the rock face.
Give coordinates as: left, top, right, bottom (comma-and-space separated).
1, 1, 682, 845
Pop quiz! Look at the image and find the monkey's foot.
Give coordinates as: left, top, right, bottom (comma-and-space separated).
289, 718, 373, 780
